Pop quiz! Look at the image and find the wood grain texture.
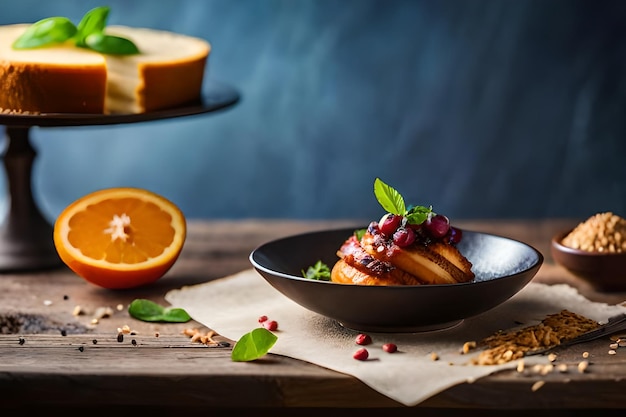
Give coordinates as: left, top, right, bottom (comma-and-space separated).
1, 219, 625, 415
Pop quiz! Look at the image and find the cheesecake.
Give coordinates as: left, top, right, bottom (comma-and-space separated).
0, 24, 210, 114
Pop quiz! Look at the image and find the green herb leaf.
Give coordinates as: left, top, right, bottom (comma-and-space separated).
12, 17, 77, 49
302, 260, 331, 281
353, 228, 367, 241
128, 299, 192, 323
84, 32, 140, 55
75, 6, 110, 47
374, 177, 405, 215
405, 204, 433, 226
231, 328, 278, 362
11, 7, 140, 55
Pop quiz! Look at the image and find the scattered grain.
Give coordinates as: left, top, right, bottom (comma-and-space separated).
430, 352, 439, 361
462, 341, 476, 354
609, 343, 618, 349
72, 305, 83, 316
43, 300, 52, 306
577, 360, 589, 373
548, 353, 557, 362
469, 310, 599, 365
539, 364, 554, 375
531, 380, 545, 392
582, 351, 589, 359
608, 349, 617, 355
516, 359, 525, 373
556, 364, 568, 373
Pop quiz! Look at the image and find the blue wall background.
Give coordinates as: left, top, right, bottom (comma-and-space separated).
1, 0, 625, 222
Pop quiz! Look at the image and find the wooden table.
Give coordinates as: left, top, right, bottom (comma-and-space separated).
1, 219, 625, 416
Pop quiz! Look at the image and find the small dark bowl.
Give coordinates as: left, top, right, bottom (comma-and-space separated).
250, 227, 543, 333
551, 230, 626, 292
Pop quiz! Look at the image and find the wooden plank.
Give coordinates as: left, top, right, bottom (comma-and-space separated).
1, 220, 625, 413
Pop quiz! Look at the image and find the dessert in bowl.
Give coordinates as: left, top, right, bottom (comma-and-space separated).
250, 179, 544, 332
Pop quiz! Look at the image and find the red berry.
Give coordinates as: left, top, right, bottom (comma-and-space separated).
355, 333, 372, 345
258, 315, 268, 323
447, 226, 462, 244
382, 343, 398, 353
378, 213, 403, 236
392, 227, 415, 247
424, 214, 450, 239
263, 320, 278, 331
353, 348, 369, 361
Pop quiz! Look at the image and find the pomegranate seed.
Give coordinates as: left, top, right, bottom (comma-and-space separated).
382, 343, 398, 353
353, 348, 369, 361
355, 333, 372, 345
393, 227, 416, 247
258, 315, 268, 323
378, 213, 403, 236
263, 320, 278, 331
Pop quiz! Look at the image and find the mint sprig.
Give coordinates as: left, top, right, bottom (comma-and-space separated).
231, 328, 278, 362
302, 260, 331, 281
373, 178, 433, 225
128, 299, 191, 323
12, 6, 139, 55
12, 17, 77, 49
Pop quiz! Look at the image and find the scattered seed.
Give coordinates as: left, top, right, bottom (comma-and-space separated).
78, 346, 84, 352
619, 340, 626, 347
462, 341, 476, 354
382, 343, 397, 353
218, 341, 231, 348
117, 333, 124, 343
430, 352, 439, 361
556, 364, 568, 373
258, 315, 268, 323
43, 300, 52, 306
155, 332, 160, 338
60, 329, 67, 337
582, 351, 589, 359
131, 339, 137, 346
18, 337, 25, 345
263, 320, 278, 331
353, 348, 369, 361
608, 349, 617, 355
118, 325, 132, 334
63, 295, 69, 300
116, 304, 124, 311
539, 364, 554, 375
609, 343, 618, 349
577, 360, 589, 373
531, 380, 545, 392
548, 353, 557, 362
516, 359, 525, 373
355, 333, 372, 345
92, 339, 98, 345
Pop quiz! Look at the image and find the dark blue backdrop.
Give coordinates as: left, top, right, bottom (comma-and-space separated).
2, 0, 625, 221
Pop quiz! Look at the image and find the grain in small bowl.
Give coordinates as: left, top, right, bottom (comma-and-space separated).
551, 212, 626, 292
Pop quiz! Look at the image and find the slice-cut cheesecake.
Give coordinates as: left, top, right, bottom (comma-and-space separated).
0, 24, 210, 114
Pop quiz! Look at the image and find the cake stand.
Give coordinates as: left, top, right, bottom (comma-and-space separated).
0, 80, 239, 271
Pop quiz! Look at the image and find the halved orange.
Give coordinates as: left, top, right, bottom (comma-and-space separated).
53, 187, 186, 289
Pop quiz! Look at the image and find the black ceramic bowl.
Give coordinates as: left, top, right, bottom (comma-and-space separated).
250, 227, 544, 333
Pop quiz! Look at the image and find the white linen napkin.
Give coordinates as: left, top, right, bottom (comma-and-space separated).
165, 269, 626, 406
